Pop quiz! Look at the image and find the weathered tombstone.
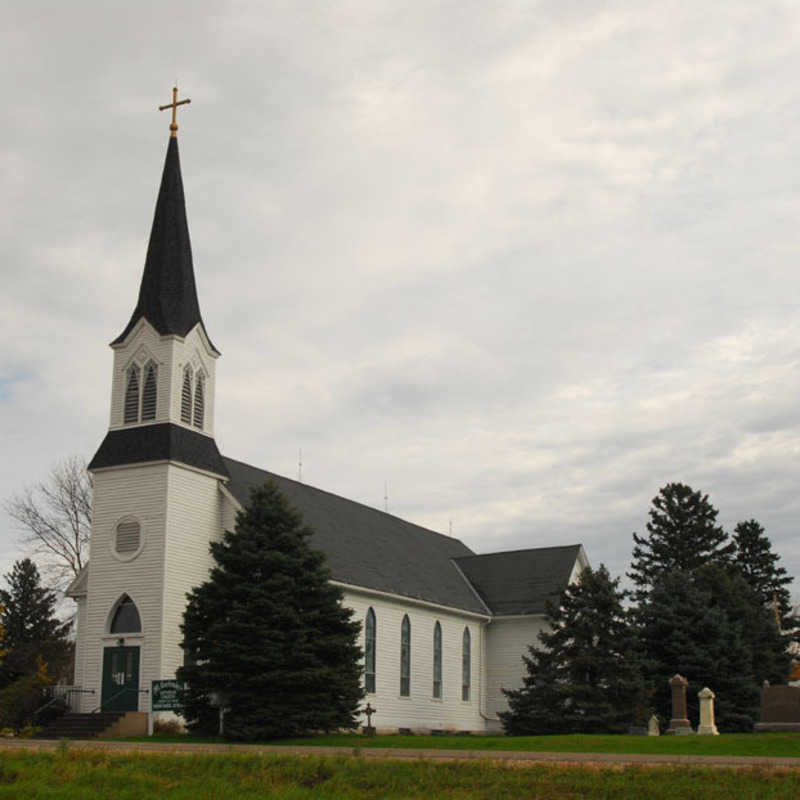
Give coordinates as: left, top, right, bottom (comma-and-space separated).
755, 684, 800, 732
666, 674, 693, 734
362, 702, 376, 736
697, 687, 719, 735
648, 714, 661, 736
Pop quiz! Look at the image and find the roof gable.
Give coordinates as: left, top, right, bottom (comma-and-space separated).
455, 545, 584, 615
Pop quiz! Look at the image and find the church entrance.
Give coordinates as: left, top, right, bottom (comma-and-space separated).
101, 646, 140, 712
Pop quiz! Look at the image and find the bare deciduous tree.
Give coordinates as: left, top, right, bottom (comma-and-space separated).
4, 457, 92, 589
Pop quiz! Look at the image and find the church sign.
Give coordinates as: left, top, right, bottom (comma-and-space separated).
151, 680, 185, 712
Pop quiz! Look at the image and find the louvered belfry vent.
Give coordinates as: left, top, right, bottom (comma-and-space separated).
116, 521, 141, 554
124, 366, 140, 424
193, 375, 205, 429
181, 368, 192, 424
141, 362, 157, 421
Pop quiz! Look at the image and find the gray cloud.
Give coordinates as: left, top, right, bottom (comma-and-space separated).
2, 2, 800, 601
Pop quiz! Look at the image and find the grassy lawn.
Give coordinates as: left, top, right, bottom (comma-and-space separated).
1, 749, 799, 799
121, 731, 800, 758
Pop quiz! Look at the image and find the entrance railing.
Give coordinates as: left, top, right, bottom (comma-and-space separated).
33, 687, 95, 723
91, 687, 149, 713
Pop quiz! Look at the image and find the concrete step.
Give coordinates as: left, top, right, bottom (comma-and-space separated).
36, 712, 125, 739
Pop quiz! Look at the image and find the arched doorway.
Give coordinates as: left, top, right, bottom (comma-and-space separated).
101, 595, 142, 712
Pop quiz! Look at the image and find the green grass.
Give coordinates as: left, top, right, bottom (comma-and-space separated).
121, 731, 800, 758
1, 749, 799, 799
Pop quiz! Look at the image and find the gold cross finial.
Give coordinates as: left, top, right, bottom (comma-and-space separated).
158, 86, 191, 138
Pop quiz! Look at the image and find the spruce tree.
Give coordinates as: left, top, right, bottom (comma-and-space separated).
178, 481, 363, 740
501, 565, 647, 735
733, 519, 794, 622
0, 559, 72, 686
629, 483, 734, 600
639, 565, 789, 731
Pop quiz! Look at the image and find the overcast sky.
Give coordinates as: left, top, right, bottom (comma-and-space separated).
3, 1, 800, 597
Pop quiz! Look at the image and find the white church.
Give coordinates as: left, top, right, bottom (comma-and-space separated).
66, 110, 588, 734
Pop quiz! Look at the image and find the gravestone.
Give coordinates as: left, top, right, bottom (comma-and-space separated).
666, 674, 693, 734
362, 702, 376, 736
648, 714, 661, 736
697, 687, 719, 735
755, 684, 800, 732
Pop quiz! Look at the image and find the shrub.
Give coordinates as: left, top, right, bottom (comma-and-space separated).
0, 661, 51, 731
154, 718, 185, 735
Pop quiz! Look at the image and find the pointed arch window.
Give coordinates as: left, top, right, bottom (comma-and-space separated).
365, 607, 376, 694
433, 621, 442, 698
140, 362, 157, 421
124, 365, 140, 424
181, 367, 193, 424
193, 374, 205, 429
110, 595, 141, 634
400, 614, 411, 697
462, 627, 471, 702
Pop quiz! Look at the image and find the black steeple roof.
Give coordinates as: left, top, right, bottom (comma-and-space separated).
112, 137, 218, 353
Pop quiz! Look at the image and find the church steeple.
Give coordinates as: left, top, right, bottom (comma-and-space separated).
90, 109, 227, 480
112, 136, 218, 354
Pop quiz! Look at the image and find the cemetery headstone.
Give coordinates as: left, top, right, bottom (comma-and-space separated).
362, 702, 376, 736
697, 687, 719, 735
666, 674, 693, 734
755, 684, 800, 732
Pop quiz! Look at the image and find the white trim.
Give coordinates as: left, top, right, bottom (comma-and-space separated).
111, 317, 153, 350
331, 580, 492, 621
101, 633, 144, 644
219, 482, 242, 510
105, 592, 145, 636
489, 612, 548, 621
121, 344, 160, 373
110, 319, 218, 359
479, 619, 492, 720
90, 459, 227, 481
110, 515, 146, 562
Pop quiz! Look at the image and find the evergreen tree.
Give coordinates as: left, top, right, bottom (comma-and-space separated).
178, 482, 363, 740
733, 519, 794, 622
629, 483, 734, 600
501, 565, 647, 735
639, 565, 790, 731
0, 605, 6, 666
0, 559, 72, 686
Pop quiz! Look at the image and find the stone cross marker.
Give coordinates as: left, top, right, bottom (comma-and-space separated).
363, 702, 376, 737
697, 687, 719, 735
666, 674, 693, 734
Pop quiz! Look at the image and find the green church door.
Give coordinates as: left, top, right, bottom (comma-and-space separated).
101, 646, 140, 712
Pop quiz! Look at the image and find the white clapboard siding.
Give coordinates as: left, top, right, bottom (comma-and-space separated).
483, 615, 549, 729
344, 591, 488, 733
159, 466, 224, 680
78, 464, 170, 711
72, 596, 88, 692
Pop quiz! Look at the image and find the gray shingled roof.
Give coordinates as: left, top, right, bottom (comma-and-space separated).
65, 565, 88, 598
89, 423, 228, 477
455, 545, 583, 615
222, 456, 488, 615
